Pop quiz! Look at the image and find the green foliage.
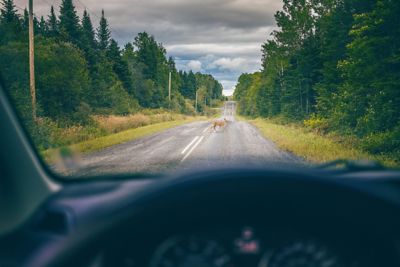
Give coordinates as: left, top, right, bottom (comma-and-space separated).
59, 0, 81, 44
0, 0, 221, 153
105, 81, 139, 115
234, 72, 264, 116
0, 0, 22, 44
35, 39, 90, 121
47, 6, 58, 38
133, 32, 168, 85
361, 126, 400, 155
97, 9, 110, 50
107, 39, 133, 94
235, 0, 400, 161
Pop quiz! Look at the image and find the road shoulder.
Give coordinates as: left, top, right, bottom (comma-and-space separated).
240, 117, 397, 166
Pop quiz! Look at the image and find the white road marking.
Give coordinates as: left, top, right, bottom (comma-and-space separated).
181, 136, 204, 162
181, 136, 199, 154
202, 126, 209, 133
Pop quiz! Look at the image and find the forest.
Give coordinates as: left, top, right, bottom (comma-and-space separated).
234, 0, 400, 160
0, 0, 223, 150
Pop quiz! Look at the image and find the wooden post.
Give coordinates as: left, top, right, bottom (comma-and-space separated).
195, 90, 198, 114
29, 0, 36, 121
168, 71, 171, 102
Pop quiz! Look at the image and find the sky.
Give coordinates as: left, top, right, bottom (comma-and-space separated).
15, 0, 282, 96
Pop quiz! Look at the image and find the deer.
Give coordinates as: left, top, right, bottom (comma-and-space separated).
212, 118, 229, 132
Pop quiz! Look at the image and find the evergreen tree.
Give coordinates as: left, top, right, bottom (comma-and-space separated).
38, 16, 48, 36
59, 0, 81, 44
97, 9, 110, 50
80, 9, 97, 68
47, 6, 58, 38
186, 71, 197, 99
33, 16, 40, 34
81, 9, 96, 49
0, 0, 21, 43
0, 0, 18, 23
107, 38, 133, 93
22, 8, 28, 32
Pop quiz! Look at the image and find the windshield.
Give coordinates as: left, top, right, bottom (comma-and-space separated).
0, 0, 399, 178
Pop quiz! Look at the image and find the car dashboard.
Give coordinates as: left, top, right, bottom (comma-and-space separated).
2, 168, 400, 267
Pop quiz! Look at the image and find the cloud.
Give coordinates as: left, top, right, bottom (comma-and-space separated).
166, 42, 266, 58
187, 60, 202, 72
15, 0, 282, 94
209, 57, 246, 72
220, 80, 237, 96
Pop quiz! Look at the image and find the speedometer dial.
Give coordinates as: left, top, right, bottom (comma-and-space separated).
259, 240, 344, 267
150, 236, 235, 267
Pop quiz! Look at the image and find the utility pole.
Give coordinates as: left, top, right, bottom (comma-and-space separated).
168, 71, 171, 107
29, 0, 36, 121
168, 71, 171, 102
195, 90, 198, 115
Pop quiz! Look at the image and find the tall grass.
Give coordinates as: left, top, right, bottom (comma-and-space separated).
248, 118, 398, 167
93, 112, 187, 133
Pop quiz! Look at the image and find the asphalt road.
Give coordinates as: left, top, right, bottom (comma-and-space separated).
66, 102, 300, 176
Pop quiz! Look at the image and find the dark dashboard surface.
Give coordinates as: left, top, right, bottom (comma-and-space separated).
1, 168, 400, 267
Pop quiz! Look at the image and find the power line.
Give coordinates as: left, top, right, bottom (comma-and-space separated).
15, 4, 41, 19
18, 0, 126, 41
14, 3, 26, 11
74, 0, 126, 40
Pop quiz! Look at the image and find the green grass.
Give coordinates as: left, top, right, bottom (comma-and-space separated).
42, 117, 204, 162
245, 117, 398, 167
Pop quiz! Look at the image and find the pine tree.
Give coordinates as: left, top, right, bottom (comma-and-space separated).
22, 7, 28, 32
187, 71, 197, 99
107, 38, 133, 93
82, 9, 96, 49
38, 16, 48, 36
33, 16, 40, 34
59, 0, 81, 44
0, 0, 19, 23
47, 6, 58, 38
97, 9, 110, 50
0, 0, 21, 43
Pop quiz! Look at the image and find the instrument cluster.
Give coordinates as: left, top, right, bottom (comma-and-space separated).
104, 226, 362, 267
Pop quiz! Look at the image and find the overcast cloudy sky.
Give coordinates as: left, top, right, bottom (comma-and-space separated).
15, 0, 282, 95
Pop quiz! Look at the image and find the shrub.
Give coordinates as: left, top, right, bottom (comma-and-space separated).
361, 126, 400, 156
71, 102, 93, 125
304, 114, 330, 134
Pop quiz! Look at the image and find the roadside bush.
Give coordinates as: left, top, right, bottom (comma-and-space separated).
27, 118, 55, 150
361, 126, 400, 156
304, 114, 330, 134
107, 82, 140, 115
70, 102, 93, 126
183, 99, 196, 116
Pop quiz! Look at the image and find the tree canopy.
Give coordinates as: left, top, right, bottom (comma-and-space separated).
234, 0, 400, 157
0, 0, 223, 125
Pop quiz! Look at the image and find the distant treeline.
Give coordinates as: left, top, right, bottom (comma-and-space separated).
234, 0, 400, 157
0, 0, 223, 125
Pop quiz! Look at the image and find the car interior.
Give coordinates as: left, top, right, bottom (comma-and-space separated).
1, 0, 400, 266
2, 82, 400, 267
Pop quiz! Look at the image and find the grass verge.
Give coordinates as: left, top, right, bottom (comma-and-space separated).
243, 117, 398, 167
